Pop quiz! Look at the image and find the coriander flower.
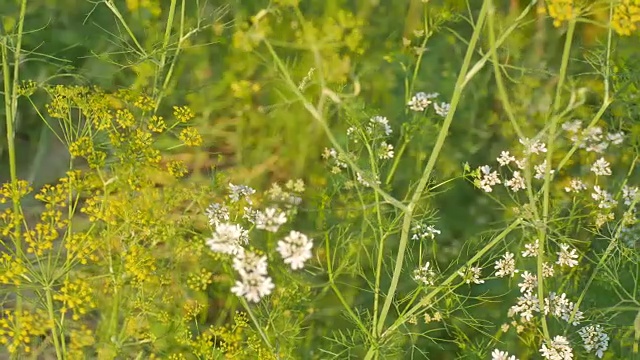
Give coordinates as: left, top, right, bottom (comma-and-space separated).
433, 101, 450, 117
578, 325, 609, 358
534, 160, 554, 180
255, 207, 287, 233
367, 116, 392, 136
378, 141, 394, 159
556, 244, 578, 268
591, 186, 617, 209
491, 349, 518, 360
497, 151, 516, 166
622, 185, 639, 206
494, 252, 518, 278
478, 165, 501, 192
232, 249, 268, 278
521, 239, 539, 257
229, 183, 256, 204
509, 292, 539, 322
518, 271, 537, 295
564, 178, 586, 193
413, 261, 437, 286
540, 335, 574, 360
519, 138, 547, 155
231, 272, 275, 303
411, 224, 441, 240
205, 203, 230, 225
457, 265, 484, 284
277, 231, 313, 270
206, 223, 249, 255
407, 92, 438, 112
505, 171, 526, 192
590, 157, 611, 176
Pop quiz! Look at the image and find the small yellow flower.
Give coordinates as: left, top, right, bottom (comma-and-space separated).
166, 160, 188, 178
179, 127, 203, 147
612, 0, 640, 36
148, 115, 167, 132
546, 0, 574, 28
173, 105, 195, 123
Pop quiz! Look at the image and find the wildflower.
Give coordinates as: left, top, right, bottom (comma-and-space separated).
518, 271, 537, 295
277, 230, 314, 270
255, 207, 287, 233
522, 239, 539, 257
178, 127, 203, 146
413, 261, 437, 286
561, 119, 582, 133
590, 157, 611, 176
505, 171, 526, 192
491, 349, 518, 360
509, 292, 539, 322
407, 92, 438, 112
457, 265, 484, 284
612, 0, 640, 36
205, 203, 230, 225
591, 186, 617, 209
606, 131, 624, 145
228, 183, 256, 203
534, 160, 554, 180
411, 223, 441, 240
544, 292, 584, 326
378, 141, 394, 159
478, 165, 501, 192
622, 185, 639, 206
578, 324, 609, 358
173, 105, 195, 123
519, 138, 547, 155
540, 335, 574, 360
564, 178, 586, 193
367, 116, 392, 136
232, 249, 268, 278
556, 244, 578, 268
433, 102, 450, 117
494, 252, 518, 278
543, 262, 555, 278
205, 223, 249, 255
547, 0, 575, 27
230, 272, 275, 303
497, 151, 516, 167
356, 172, 380, 188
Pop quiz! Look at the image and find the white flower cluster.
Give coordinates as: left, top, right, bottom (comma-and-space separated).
540, 335, 574, 360
204, 183, 314, 303
578, 324, 609, 358
413, 261, 437, 286
322, 147, 349, 174
562, 120, 624, 154
407, 91, 451, 117
491, 349, 518, 360
457, 265, 484, 284
411, 223, 441, 240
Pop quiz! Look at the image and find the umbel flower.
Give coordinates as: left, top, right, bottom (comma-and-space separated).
277, 231, 313, 270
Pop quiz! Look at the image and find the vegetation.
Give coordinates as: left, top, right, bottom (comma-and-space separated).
1, 0, 640, 358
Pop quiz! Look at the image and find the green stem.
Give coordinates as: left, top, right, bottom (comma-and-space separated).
239, 298, 274, 352
538, 17, 576, 344
45, 288, 64, 359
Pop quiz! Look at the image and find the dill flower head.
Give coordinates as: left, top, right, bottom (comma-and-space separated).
612, 0, 640, 36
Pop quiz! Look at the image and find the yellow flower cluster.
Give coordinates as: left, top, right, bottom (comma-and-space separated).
124, 244, 158, 283
0, 254, 27, 285
53, 278, 97, 320
0, 310, 49, 354
65, 232, 100, 265
187, 268, 214, 291
612, 0, 640, 36
179, 127, 203, 147
545, 0, 575, 27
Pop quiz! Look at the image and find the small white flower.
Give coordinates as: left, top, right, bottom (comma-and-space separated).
379, 141, 394, 159
522, 239, 539, 257
232, 249, 268, 277
230, 272, 275, 303
411, 224, 441, 240
534, 160, 554, 180
556, 244, 579, 268
564, 178, 587, 193
509, 292, 539, 322
367, 116, 392, 136
206, 223, 249, 255
562, 119, 582, 133
205, 203, 230, 225
478, 165, 501, 192
433, 102, 450, 117
591, 186, 617, 209
606, 131, 624, 145
494, 252, 519, 278
542, 262, 555, 278
255, 207, 287, 232
505, 171, 526, 192
457, 265, 484, 284
518, 271, 537, 295
491, 349, 518, 360
228, 183, 256, 203
622, 185, 639, 206
407, 92, 438, 112
591, 157, 612, 176
540, 335, 574, 360
520, 138, 547, 155
578, 324, 609, 358
413, 261, 437, 286
497, 151, 516, 167
356, 172, 381, 188
277, 230, 314, 270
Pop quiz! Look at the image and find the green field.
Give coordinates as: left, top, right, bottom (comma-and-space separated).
1, 0, 640, 359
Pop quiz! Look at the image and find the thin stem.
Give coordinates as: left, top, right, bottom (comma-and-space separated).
538, 17, 576, 344
239, 298, 274, 352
